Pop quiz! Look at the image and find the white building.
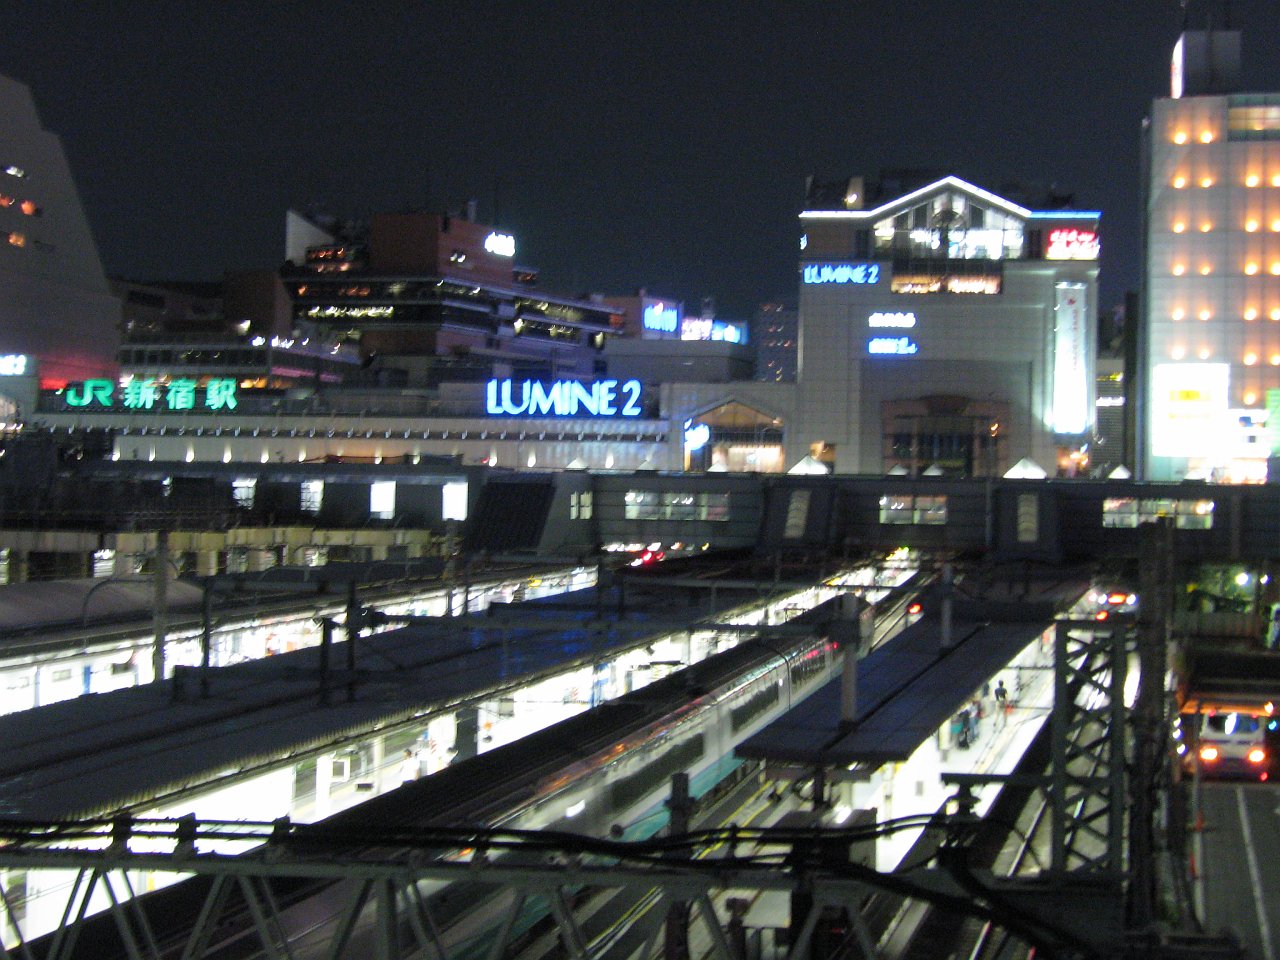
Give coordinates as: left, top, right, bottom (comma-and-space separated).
793, 174, 1099, 476
1143, 28, 1280, 482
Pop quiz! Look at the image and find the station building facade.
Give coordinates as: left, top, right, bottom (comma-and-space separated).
1143, 28, 1280, 482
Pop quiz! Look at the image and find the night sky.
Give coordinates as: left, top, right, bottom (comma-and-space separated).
4, 1, 1280, 319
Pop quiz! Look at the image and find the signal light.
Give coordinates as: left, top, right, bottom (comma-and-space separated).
1095, 610, 1109, 621
908, 602, 922, 615
1200, 745, 1220, 762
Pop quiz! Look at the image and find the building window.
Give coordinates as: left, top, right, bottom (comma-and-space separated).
570, 490, 593, 520
370, 481, 396, 520
301, 480, 324, 515
783, 489, 810, 538
624, 490, 729, 521
232, 478, 256, 510
1017, 493, 1039, 543
1101, 497, 1214, 529
879, 494, 947, 525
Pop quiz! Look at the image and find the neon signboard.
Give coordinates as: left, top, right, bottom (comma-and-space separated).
868, 337, 918, 356
681, 318, 745, 343
0, 354, 28, 376
486, 378, 643, 417
803, 263, 881, 285
1046, 228, 1099, 260
484, 232, 516, 257
643, 302, 679, 333
64, 378, 239, 411
868, 311, 916, 328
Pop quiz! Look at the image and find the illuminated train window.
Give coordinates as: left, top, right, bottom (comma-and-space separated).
1102, 497, 1214, 529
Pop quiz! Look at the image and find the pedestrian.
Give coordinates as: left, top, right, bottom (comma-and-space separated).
994, 680, 1008, 705
958, 707, 972, 749
398, 748, 419, 783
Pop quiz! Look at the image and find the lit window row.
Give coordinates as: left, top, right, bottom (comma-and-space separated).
1172, 173, 1280, 188
1171, 130, 1216, 144
4, 232, 24, 248
1170, 175, 1217, 189
1171, 218, 1280, 232
1169, 261, 1280, 276
1171, 307, 1280, 322
0, 195, 40, 216
1168, 344, 1280, 370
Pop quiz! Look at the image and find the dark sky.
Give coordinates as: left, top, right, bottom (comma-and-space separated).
4, 1, 1280, 318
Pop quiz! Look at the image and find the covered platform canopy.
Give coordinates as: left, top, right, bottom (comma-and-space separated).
738, 579, 1085, 771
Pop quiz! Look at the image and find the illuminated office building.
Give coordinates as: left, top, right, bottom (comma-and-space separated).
0, 73, 120, 416
796, 173, 1100, 476
1143, 28, 1280, 482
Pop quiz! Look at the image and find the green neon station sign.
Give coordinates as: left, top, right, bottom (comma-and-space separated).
65, 378, 238, 412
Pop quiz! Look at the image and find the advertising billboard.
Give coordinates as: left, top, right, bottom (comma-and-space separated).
1052, 282, 1090, 433
1150, 363, 1229, 457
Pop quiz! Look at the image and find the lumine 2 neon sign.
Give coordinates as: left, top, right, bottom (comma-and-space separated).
65, 378, 239, 411
486, 378, 643, 417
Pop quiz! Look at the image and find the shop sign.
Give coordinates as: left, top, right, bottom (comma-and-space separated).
484, 231, 516, 257
1150, 363, 1228, 457
643, 302, 679, 333
1046, 228, 1100, 260
65, 377, 239, 411
868, 337, 918, 356
868, 312, 916, 328
803, 263, 881, 285
486, 378, 643, 417
0, 354, 28, 376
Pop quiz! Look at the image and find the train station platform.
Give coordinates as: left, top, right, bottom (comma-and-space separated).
0, 560, 854, 822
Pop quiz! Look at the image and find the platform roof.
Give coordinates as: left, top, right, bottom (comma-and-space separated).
737, 589, 1078, 769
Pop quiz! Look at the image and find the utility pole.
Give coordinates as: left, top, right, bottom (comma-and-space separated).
1129, 518, 1173, 931
152, 529, 170, 683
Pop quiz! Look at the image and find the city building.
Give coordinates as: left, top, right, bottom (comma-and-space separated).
0, 73, 120, 418
793, 172, 1100, 476
1142, 26, 1280, 482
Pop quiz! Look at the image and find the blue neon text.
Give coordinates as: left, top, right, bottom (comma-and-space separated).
803, 263, 881, 285
868, 337, 919, 356
486, 378, 643, 417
